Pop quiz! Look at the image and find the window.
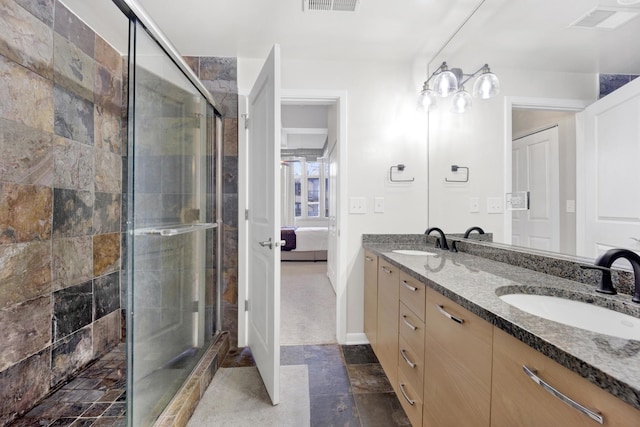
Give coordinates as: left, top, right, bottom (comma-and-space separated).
292, 159, 328, 219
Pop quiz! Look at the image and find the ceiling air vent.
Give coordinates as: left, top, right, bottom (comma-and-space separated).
303, 0, 360, 12
570, 7, 639, 29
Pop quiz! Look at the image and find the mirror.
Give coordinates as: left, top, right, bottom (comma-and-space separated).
427, 0, 640, 259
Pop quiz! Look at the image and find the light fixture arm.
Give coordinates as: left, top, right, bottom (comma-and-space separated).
422, 61, 449, 88
459, 64, 490, 87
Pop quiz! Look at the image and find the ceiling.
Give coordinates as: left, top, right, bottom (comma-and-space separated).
61, 0, 640, 74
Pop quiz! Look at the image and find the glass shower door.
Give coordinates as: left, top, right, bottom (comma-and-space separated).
126, 21, 214, 426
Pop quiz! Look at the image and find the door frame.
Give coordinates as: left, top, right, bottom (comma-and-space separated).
238, 89, 348, 346
503, 96, 589, 245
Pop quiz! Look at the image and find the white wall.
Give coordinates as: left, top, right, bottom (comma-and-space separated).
239, 56, 428, 339
428, 67, 597, 243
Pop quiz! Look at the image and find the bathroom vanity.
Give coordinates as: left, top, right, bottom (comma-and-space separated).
363, 237, 640, 427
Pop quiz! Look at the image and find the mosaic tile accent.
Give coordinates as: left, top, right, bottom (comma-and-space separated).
94, 272, 120, 320
0, 348, 51, 426
52, 280, 93, 342
0, 54, 53, 133
0, 0, 53, 79
53, 32, 95, 102
0, 241, 51, 308
0, 295, 51, 372
52, 188, 93, 238
93, 233, 120, 277
0, 182, 52, 244
0, 118, 53, 186
53, 84, 94, 145
51, 325, 93, 386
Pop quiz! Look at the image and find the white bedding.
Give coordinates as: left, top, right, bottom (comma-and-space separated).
293, 227, 328, 252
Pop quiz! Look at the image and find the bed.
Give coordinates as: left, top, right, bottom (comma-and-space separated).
280, 226, 328, 261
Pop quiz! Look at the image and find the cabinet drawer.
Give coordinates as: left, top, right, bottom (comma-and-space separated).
399, 271, 426, 322
399, 303, 425, 359
492, 327, 640, 427
398, 368, 423, 427
398, 336, 424, 401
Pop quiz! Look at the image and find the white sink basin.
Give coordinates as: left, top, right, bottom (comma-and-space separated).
499, 293, 640, 341
392, 249, 437, 256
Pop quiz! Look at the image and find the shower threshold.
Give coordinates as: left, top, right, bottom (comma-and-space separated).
10, 344, 126, 427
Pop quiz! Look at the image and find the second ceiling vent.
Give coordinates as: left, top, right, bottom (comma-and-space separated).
303, 0, 360, 12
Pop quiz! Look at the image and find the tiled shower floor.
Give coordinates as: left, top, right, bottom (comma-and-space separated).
10, 344, 126, 427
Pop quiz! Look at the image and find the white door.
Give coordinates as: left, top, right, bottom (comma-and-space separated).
512, 126, 560, 251
327, 142, 338, 291
577, 77, 640, 258
247, 45, 281, 405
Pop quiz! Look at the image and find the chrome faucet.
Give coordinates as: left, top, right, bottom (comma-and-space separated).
582, 248, 640, 303
425, 227, 449, 250
463, 226, 485, 239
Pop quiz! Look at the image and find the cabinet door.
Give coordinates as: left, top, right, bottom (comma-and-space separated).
492, 327, 640, 427
377, 259, 399, 392
424, 289, 493, 427
364, 251, 378, 351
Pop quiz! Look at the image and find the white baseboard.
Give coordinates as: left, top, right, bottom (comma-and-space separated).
344, 333, 369, 345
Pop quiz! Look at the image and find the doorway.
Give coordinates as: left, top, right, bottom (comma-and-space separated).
238, 90, 348, 347
503, 97, 589, 255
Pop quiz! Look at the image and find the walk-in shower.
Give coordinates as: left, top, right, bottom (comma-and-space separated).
123, 2, 224, 425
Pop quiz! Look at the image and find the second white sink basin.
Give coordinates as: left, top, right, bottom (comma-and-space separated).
499, 293, 640, 341
392, 249, 437, 256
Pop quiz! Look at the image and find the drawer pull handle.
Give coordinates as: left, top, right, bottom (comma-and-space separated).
522, 365, 603, 425
402, 280, 418, 292
402, 315, 418, 331
400, 349, 416, 368
399, 383, 415, 406
365, 256, 374, 262
381, 266, 392, 274
436, 304, 464, 324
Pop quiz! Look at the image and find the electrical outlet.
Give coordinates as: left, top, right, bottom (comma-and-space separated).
487, 197, 503, 214
469, 197, 480, 213
566, 199, 576, 213
374, 197, 385, 213
349, 197, 366, 214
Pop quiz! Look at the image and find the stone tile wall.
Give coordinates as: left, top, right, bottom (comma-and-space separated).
184, 57, 239, 348
0, 1, 123, 424
599, 74, 639, 98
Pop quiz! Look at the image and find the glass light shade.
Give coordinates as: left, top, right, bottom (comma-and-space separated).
473, 72, 500, 99
433, 70, 459, 97
450, 89, 472, 113
418, 87, 437, 110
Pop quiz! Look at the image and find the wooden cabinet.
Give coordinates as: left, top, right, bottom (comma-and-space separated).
364, 251, 378, 351
397, 272, 427, 427
492, 327, 640, 427
377, 259, 400, 391
423, 289, 493, 427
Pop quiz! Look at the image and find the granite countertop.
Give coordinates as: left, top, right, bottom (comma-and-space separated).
364, 242, 640, 411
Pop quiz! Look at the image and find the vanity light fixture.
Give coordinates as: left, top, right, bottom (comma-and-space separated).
418, 62, 500, 113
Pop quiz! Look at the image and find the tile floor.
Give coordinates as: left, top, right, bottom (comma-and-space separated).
10, 344, 126, 427
223, 344, 411, 426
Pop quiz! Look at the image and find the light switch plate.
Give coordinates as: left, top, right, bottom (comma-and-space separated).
487, 197, 503, 214
374, 197, 384, 213
566, 199, 576, 213
349, 197, 366, 214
